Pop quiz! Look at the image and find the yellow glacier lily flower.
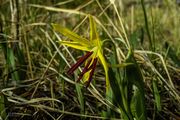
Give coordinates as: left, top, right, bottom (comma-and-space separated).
52, 15, 109, 88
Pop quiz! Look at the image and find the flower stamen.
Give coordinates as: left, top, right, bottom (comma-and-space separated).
67, 51, 93, 75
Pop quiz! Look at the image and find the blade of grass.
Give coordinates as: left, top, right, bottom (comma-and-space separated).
7, 47, 19, 81
75, 84, 85, 116
29, 4, 87, 16
135, 50, 179, 103
165, 42, 180, 67
140, 0, 154, 51
152, 79, 161, 111
0, 94, 8, 120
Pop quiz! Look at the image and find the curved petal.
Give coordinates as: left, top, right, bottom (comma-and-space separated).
52, 24, 89, 45
60, 41, 90, 51
89, 15, 99, 41
98, 50, 109, 89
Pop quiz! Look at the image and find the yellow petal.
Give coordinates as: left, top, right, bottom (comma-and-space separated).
83, 70, 91, 82
52, 24, 89, 45
89, 15, 99, 41
60, 41, 90, 51
97, 50, 109, 89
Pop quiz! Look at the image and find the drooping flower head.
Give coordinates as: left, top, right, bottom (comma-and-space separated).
52, 15, 109, 87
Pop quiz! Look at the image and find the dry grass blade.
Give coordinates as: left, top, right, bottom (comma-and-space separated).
135, 50, 180, 103
31, 104, 121, 120
29, 4, 87, 16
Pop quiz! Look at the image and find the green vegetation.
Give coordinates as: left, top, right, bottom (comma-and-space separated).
0, 0, 180, 119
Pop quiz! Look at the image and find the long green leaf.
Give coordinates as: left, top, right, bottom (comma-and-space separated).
75, 84, 85, 116
108, 67, 130, 119
7, 48, 19, 81
125, 50, 147, 120
0, 94, 7, 120
152, 79, 161, 111
140, 0, 154, 51
106, 41, 131, 119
